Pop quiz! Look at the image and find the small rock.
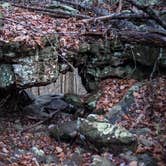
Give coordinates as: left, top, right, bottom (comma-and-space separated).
63, 152, 83, 166
129, 161, 138, 166
46, 155, 59, 164
31, 147, 45, 157
137, 153, 157, 166
138, 136, 154, 147
91, 155, 115, 166
55, 147, 63, 153
131, 128, 151, 136
2, 147, 9, 153
120, 85, 126, 90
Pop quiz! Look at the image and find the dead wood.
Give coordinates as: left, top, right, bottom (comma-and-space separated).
82, 12, 150, 23
117, 30, 166, 47
21, 109, 60, 133
12, 4, 91, 19
126, 0, 166, 30
83, 30, 166, 48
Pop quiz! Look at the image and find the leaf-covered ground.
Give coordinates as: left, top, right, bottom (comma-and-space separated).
0, 77, 165, 165
96, 78, 137, 111
97, 77, 166, 165
0, 114, 93, 166
0, 5, 82, 50
0, 2, 166, 166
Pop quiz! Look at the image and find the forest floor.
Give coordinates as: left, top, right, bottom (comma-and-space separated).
0, 77, 165, 166
0, 2, 166, 166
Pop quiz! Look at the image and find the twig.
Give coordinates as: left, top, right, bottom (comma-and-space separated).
130, 47, 137, 74
150, 48, 163, 80
44, 34, 75, 71
21, 109, 60, 133
116, 0, 123, 13
0, 95, 11, 108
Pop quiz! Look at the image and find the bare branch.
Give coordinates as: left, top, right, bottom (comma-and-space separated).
82, 12, 150, 23
12, 3, 91, 19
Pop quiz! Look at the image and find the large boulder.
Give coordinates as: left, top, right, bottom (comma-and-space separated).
49, 114, 137, 153
77, 36, 166, 91
125, 45, 166, 68
13, 46, 59, 88
78, 114, 137, 152
23, 92, 87, 119
64, 94, 85, 116
0, 36, 59, 90
105, 82, 144, 123
23, 94, 69, 119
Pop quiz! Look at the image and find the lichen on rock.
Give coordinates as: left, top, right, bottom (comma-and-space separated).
0, 64, 15, 88
78, 114, 136, 148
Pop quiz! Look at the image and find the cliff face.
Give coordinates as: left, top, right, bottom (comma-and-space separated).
0, 4, 60, 90
0, 0, 166, 94
0, 39, 59, 89
1, 29, 166, 93
76, 39, 166, 92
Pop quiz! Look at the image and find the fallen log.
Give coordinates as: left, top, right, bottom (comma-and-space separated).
12, 4, 91, 19
117, 30, 166, 47
83, 30, 166, 48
